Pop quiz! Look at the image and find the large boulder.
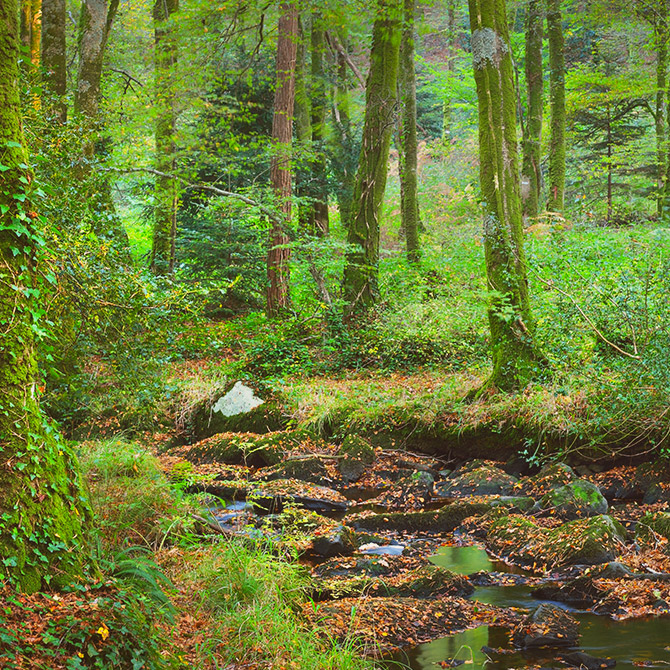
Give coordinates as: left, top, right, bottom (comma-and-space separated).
435, 463, 518, 498
368, 471, 434, 511
487, 514, 626, 568
636, 511, 670, 546
521, 463, 575, 497
337, 435, 376, 483
254, 456, 337, 487
540, 479, 608, 519
512, 604, 579, 648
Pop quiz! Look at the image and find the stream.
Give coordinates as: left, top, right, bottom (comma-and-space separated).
378, 545, 670, 670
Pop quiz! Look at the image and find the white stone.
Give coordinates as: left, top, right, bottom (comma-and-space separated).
212, 381, 264, 417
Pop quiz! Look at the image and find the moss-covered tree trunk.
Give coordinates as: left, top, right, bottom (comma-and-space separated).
0, 0, 92, 593
294, 16, 313, 233
546, 0, 565, 214
41, 0, 66, 122
399, 0, 420, 263
654, 11, 668, 217
266, 1, 298, 318
343, 0, 401, 317
150, 0, 179, 276
467, 0, 544, 392
521, 0, 542, 219
442, 0, 457, 144
310, 13, 329, 237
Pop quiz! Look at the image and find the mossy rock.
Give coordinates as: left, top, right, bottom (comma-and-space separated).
512, 603, 579, 649
540, 479, 608, 519
488, 514, 626, 568
521, 463, 575, 497
636, 511, 670, 545
254, 456, 336, 487
369, 471, 434, 511
434, 464, 518, 498
250, 478, 349, 514
337, 435, 376, 483
310, 524, 360, 558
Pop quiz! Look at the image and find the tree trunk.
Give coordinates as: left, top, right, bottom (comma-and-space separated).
20, 0, 41, 74
399, 0, 420, 263
266, 1, 298, 318
310, 12, 329, 236
606, 107, 613, 224
0, 0, 92, 593
655, 12, 668, 217
546, 0, 565, 214
294, 16, 313, 233
150, 0, 179, 276
343, 0, 401, 317
442, 0, 457, 144
467, 0, 544, 392
521, 0, 542, 219
41, 0, 67, 122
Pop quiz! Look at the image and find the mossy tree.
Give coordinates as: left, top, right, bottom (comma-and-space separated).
150, 0, 180, 276
521, 0, 543, 219
467, 0, 545, 392
0, 0, 93, 593
399, 0, 420, 263
343, 0, 401, 317
546, 0, 566, 214
41, 0, 67, 123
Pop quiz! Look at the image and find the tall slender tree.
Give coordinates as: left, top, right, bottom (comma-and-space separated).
150, 0, 180, 276
267, 1, 298, 317
653, 5, 668, 216
20, 0, 41, 73
546, 0, 566, 214
41, 0, 67, 122
521, 0, 543, 219
399, 0, 420, 263
467, 0, 544, 392
0, 0, 92, 593
343, 0, 401, 317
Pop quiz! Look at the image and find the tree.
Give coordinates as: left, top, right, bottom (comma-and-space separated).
0, 0, 91, 593
41, 0, 66, 123
267, 1, 298, 318
343, 0, 401, 317
20, 0, 41, 73
150, 0, 180, 276
467, 0, 544, 392
399, 0, 420, 263
546, 0, 566, 214
521, 0, 543, 219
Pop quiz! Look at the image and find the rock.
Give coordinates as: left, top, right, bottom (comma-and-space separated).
359, 543, 405, 556
642, 483, 670, 505
435, 464, 518, 498
561, 652, 616, 669
532, 576, 606, 609
311, 524, 359, 558
250, 479, 349, 514
636, 511, 670, 545
488, 514, 627, 568
368, 471, 434, 511
337, 435, 375, 483
512, 603, 579, 648
597, 468, 638, 501
522, 463, 575, 497
254, 456, 336, 486
540, 480, 608, 519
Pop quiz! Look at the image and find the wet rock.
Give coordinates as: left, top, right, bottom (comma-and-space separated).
337, 435, 375, 483
311, 524, 359, 558
368, 471, 435, 511
636, 511, 670, 545
596, 468, 638, 501
532, 575, 606, 609
561, 651, 616, 669
642, 483, 670, 505
512, 603, 579, 648
488, 514, 627, 568
522, 463, 575, 497
435, 464, 518, 498
249, 478, 349, 514
539, 480, 608, 519
254, 456, 336, 486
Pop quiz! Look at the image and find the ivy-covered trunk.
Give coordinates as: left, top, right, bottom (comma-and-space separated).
546, 0, 566, 214
150, 0, 179, 276
266, 1, 298, 318
343, 0, 401, 317
41, 0, 67, 123
521, 0, 543, 219
467, 0, 544, 392
399, 0, 420, 263
0, 0, 92, 593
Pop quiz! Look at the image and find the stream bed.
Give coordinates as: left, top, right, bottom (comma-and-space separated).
378, 545, 670, 670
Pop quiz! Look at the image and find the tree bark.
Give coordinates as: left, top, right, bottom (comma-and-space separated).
41, 0, 67, 122
343, 0, 401, 317
150, 0, 179, 276
20, 0, 41, 74
0, 0, 92, 593
655, 10, 668, 217
266, 1, 298, 318
294, 16, 312, 233
442, 0, 457, 144
521, 0, 542, 219
467, 0, 544, 392
546, 0, 565, 214
399, 0, 420, 263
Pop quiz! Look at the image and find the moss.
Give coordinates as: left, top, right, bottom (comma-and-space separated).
540, 479, 608, 518
339, 435, 375, 463
636, 511, 670, 545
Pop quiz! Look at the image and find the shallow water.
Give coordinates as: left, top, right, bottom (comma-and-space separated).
377, 545, 670, 670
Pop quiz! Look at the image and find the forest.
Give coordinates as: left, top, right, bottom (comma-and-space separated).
2, 0, 670, 667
